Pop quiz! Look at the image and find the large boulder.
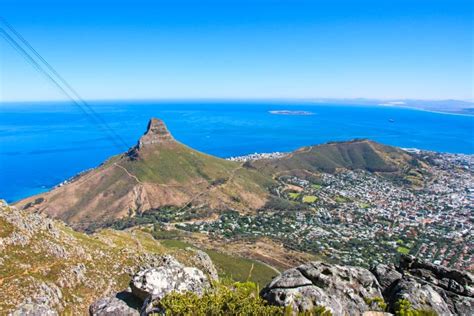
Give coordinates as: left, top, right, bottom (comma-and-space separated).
130, 255, 210, 301
260, 261, 383, 315
373, 255, 474, 315
370, 264, 401, 297
89, 296, 139, 316
388, 277, 451, 315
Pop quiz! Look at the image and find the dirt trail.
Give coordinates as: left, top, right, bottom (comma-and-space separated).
176, 163, 245, 212
114, 163, 142, 184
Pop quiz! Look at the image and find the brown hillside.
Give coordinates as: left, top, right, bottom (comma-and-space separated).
16, 119, 273, 230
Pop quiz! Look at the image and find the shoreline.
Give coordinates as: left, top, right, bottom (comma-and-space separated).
386, 105, 474, 117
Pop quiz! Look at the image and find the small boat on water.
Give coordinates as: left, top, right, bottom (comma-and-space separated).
388, 118, 395, 123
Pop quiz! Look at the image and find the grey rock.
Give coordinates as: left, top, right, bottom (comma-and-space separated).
130, 255, 210, 301
10, 303, 58, 316
89, 297, 139, 316
399, 255, 473, 297
371, 264, 401, 293
26, 281, 63, 310
375, 255, 474, 315
140, 294, 164, 316
187, 247, 219, 281
261, 261, 383, 315
389, 277, 451, 315
58, 263, 87, 288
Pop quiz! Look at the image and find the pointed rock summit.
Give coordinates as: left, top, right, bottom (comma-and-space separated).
138, 118, 175, 148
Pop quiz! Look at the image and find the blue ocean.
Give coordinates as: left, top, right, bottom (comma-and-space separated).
1, 101, 473, 202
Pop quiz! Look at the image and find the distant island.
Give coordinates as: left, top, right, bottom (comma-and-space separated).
269, 110, 314, 116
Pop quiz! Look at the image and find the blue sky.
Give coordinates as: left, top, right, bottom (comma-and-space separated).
1, 0, 472, 101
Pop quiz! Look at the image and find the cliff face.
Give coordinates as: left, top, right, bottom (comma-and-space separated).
138, 118, 175, 148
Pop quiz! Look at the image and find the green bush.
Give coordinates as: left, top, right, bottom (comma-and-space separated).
394, 299, 437, 316
364, 296, 387, 311
154, 281, 333, 316
155, 281, 282, 315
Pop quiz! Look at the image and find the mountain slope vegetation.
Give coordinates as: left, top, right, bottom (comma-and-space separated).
16, 119, 273, 230
251, 139, 428, 184
0, 201, 278, 314
16, 120, 428, 231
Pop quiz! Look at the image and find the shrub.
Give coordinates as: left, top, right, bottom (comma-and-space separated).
394, 299, 437, 316
154, 281, 333, 316
155, 281, 282, 315
364, 296, 387, 311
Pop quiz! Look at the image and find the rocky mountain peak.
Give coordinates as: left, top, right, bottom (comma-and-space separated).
138, 118, 175, 148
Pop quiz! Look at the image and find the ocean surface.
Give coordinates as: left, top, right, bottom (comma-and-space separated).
1, 100, 473, 202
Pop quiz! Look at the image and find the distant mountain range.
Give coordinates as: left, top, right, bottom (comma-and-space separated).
15, 118, 428, 230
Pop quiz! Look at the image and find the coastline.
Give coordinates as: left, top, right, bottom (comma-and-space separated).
380, 105, 474, 117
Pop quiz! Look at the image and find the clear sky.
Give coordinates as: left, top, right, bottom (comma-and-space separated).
0, 0, 472, 101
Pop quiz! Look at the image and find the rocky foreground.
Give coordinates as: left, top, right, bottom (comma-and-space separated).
0, 201, 216, 315
90, 252, 473, 315
1, 200, 472, 315
261, 255, 473, 315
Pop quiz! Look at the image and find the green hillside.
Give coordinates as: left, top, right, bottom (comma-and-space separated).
16, 119, 274, 229
252, 139, 426, 179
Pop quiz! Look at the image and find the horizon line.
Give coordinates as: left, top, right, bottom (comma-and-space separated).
1, 97, 473, 104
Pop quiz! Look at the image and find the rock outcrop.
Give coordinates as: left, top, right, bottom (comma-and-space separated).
372, 255, 474, 315
187, 247, 219, 281
130, 255, 210, 301
137, 118, 175, 148
89, 297, 139, 316
260, 261, 384, 315
90, 255, 211, 316
10, 303, 58, 316
262, 256, 474, 315
0, 201, 212, 315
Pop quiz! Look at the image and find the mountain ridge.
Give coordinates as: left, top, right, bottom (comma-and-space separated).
16, 118, 273, 230
15, 118, 428, 230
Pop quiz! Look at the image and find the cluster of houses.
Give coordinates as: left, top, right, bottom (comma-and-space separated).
180, 150, 473, 269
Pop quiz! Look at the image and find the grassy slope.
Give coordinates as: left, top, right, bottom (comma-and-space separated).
122, 143, 273, 192
0, 204, 161, 314
16, 140, 274, 229
123, 143, 237, 184
0, 203, 229, 314
253, 139, 424, 179
158, 239, 278, 288
1, 202, 280, 314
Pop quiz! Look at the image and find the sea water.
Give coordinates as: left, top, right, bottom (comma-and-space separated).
1, 100, 473, 202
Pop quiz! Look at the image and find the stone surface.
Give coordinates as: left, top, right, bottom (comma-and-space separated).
130, 255, 210, 301
138, 118, 175, 148
370, 264, 401, 296
10, 303, 58, 316
260, 261, 383, 315
89, 296, 139, 316
373, 255, 474, 315
388, 277, 451, 315
187, 247, 219, 281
